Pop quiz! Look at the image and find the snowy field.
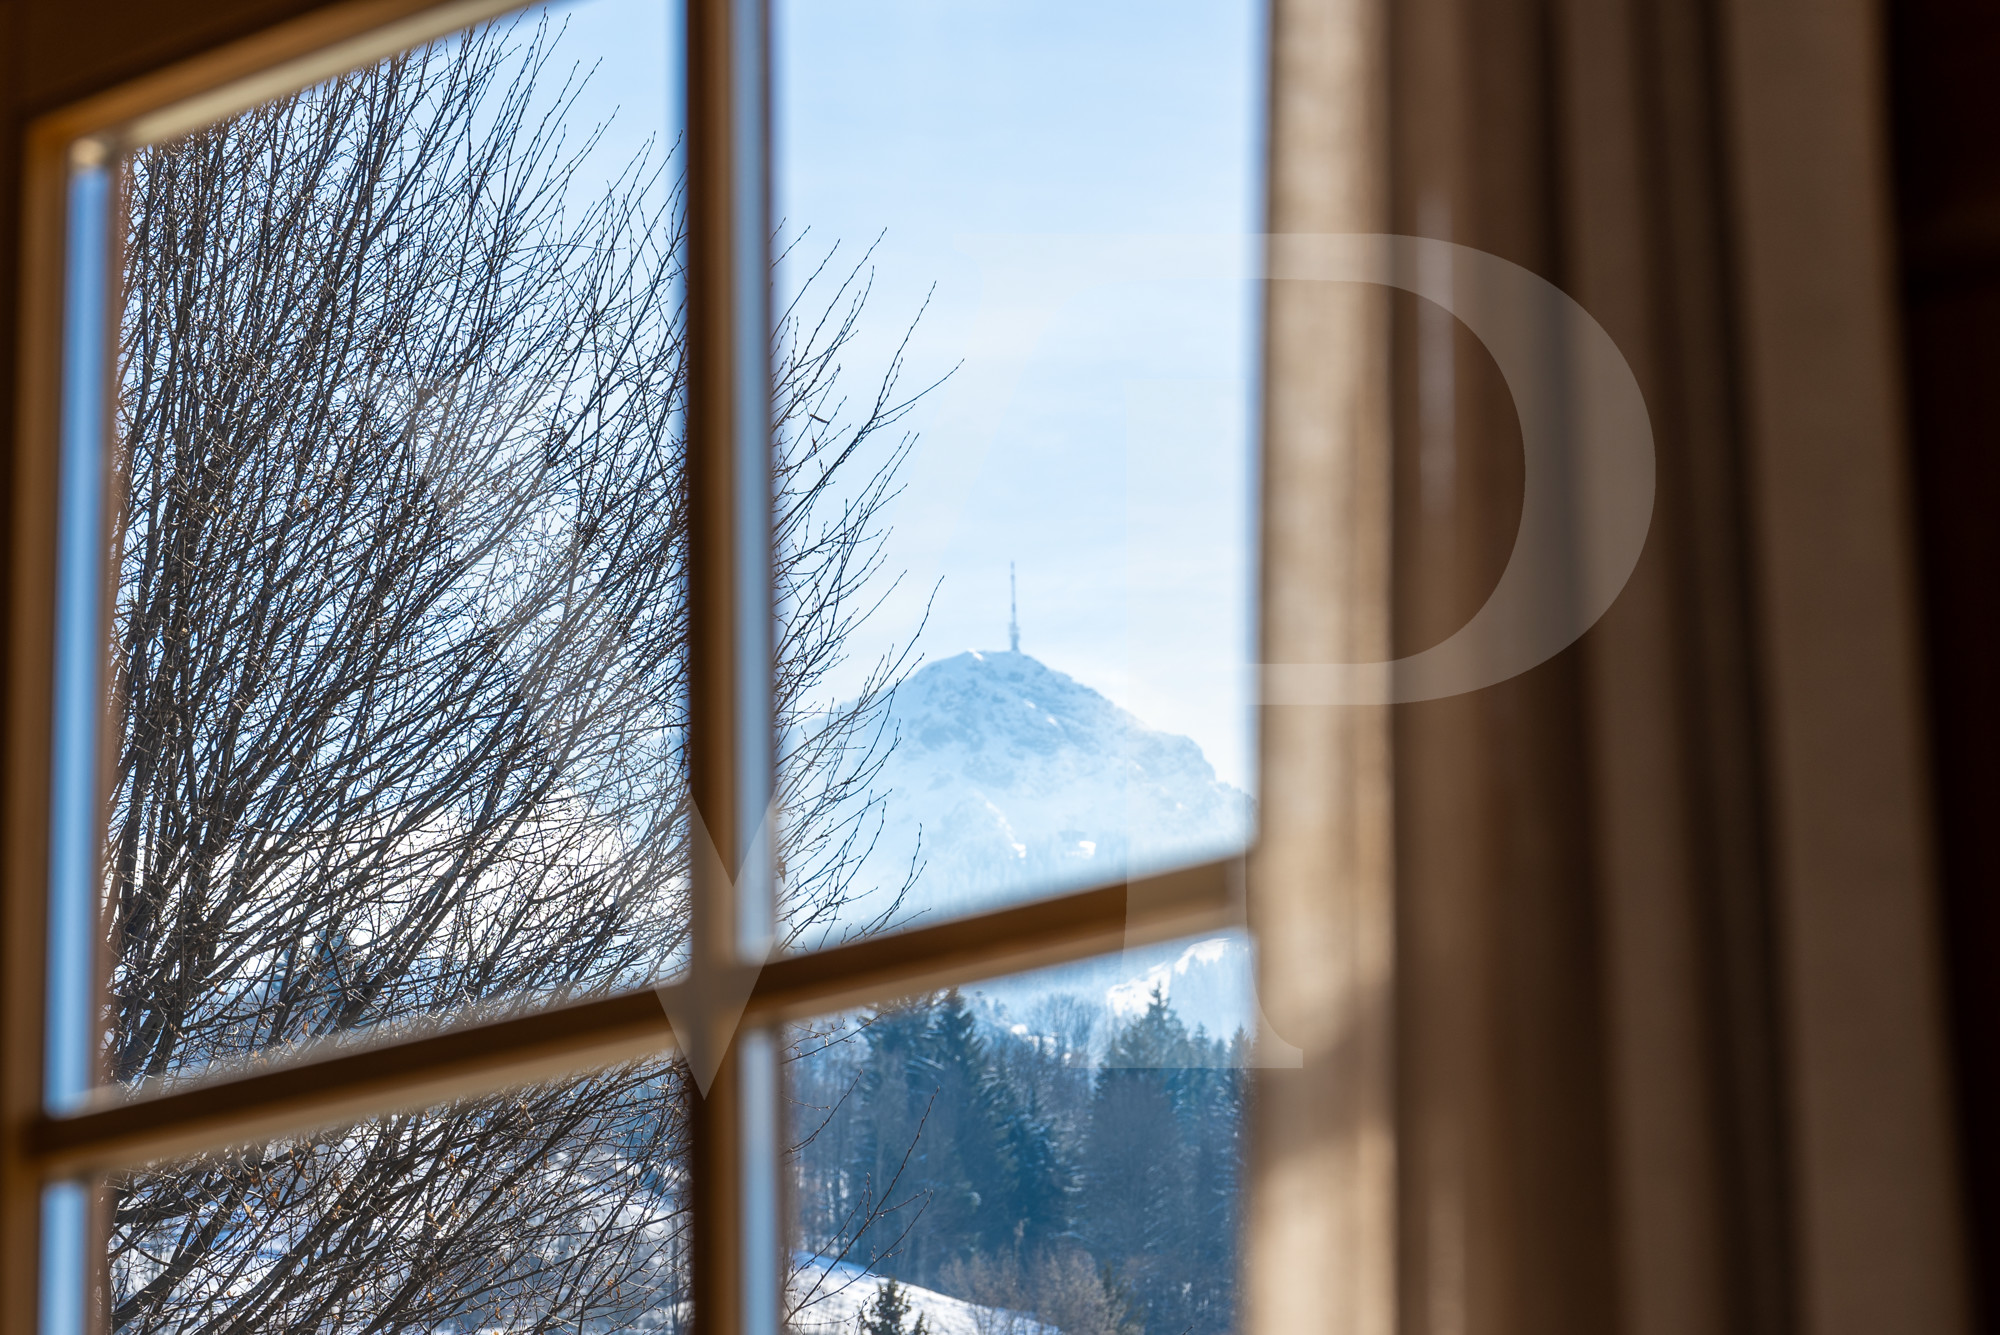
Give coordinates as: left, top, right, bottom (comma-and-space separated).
789, 1256, 1054, 1335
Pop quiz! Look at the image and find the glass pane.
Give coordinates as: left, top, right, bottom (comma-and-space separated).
109, 1060, 689, 1334
104, 0, 690, 1090
772, 2, 1266, 949
786, 935, 1263, 1335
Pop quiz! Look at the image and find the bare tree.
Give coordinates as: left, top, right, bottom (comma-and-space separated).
107, 19, 924, 1334
940, 1245, 1138, 1335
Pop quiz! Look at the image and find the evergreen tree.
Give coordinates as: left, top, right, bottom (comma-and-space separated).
843, 1001, 938, 1275
858, 1277, 930, 1335
996, 1080, 1071, 1257
1083, 992, 1199, 1263
1079, 989, 1242, 1335
827, 991, 1077, 1287
916, 990, 1012, 1272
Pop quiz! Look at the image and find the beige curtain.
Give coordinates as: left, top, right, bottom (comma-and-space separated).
1248, 2, 1969, 1335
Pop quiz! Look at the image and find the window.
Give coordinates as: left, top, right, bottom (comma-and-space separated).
7, 2, 1975, 1335
8, 3, 1254, 1334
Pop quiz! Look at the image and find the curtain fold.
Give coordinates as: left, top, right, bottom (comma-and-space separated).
1249, 1, 1967, 1333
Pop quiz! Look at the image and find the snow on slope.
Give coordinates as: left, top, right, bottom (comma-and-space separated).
789, 1257, 1053, 1335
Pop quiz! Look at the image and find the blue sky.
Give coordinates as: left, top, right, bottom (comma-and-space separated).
551, 0, 1265, 787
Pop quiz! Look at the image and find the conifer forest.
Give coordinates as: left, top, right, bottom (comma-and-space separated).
791, 989, 1246, 1335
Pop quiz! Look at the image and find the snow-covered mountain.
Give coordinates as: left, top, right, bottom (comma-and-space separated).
861, 649, 1250, 918
831, 649, 1262, 1045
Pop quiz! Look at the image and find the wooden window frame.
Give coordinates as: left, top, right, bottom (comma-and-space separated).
0, 3, 1244, 1331
6, 2, 1968, 1335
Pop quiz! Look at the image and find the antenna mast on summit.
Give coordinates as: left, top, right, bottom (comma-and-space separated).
1009, 562, 1020, 654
